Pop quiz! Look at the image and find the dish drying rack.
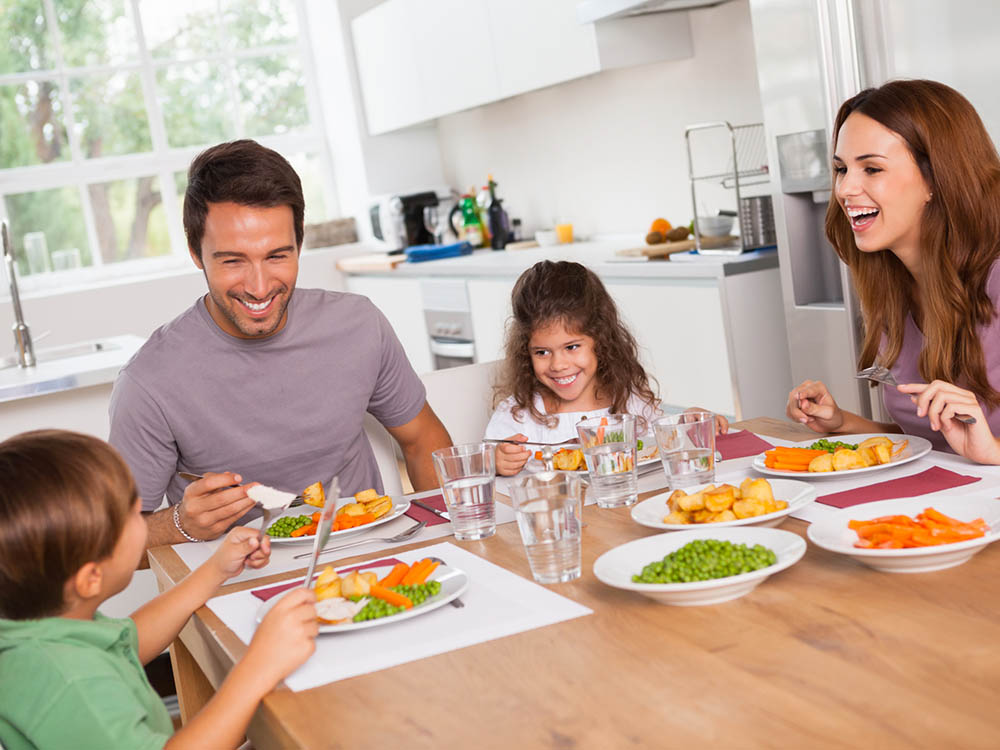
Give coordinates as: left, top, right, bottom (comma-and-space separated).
684, 121, 769, 255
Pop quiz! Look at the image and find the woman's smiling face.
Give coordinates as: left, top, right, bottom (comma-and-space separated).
529, 319, 600, 411
833, 112, 933, 270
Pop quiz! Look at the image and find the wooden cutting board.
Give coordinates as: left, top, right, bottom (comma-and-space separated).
615, 235, 739, 258
335, 253, 408, 272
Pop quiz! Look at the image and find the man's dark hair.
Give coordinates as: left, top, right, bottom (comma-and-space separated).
183, 139, 305, 260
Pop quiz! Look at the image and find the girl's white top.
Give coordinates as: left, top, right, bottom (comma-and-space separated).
484, 393, 662, 444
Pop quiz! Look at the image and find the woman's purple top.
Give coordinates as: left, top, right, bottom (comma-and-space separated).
883, 261, 1000, 452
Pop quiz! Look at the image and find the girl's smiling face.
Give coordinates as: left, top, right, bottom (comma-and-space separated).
833, 112, 933, 271
529, 319, 603, 412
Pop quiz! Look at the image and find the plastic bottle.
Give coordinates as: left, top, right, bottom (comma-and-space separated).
459, 194, 484, 248
487, 175, 507, 250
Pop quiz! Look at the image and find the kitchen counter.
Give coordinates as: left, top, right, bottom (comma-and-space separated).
344, 238, 778, 279
0, 334, 144, 403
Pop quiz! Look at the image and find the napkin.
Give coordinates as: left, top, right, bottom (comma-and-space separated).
816, 465, 982, 509
250, 557, 404, 601
404, 492, 450, 527
716, 430, 775, 460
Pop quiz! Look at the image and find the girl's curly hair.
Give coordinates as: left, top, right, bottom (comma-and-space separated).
493, 260, 659, 427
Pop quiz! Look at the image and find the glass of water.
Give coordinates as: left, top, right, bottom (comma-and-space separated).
576, 414, 638, 508
509, 471, 585, 584
432, 443, 497, 540
653, 411, 717, 489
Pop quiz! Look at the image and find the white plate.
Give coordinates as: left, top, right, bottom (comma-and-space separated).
630, 478, 818, 531
262, 497, 410, 545
255, 563, 469, 632
593, 527, 806, 606
806, 495, 1000, 573
751, 433, 932, 479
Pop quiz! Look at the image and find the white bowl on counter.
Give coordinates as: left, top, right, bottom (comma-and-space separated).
535, 229, 559, 246
697, 215, 734, 237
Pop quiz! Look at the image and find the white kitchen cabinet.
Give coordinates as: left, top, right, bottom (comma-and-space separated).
346, 275, 433, 373
352, 0, 693, 135
468, 277, 516, 363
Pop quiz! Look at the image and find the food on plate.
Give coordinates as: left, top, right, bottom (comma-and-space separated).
763, 437, 908, 472
302, 481, 325, 508
631, 539, 777, 583
532, 447, 585, 470
662, 478, 787, 525
312, 559, 443, 624
266, 486, 393, 537
849, 507, 989, 549
246, 484, 296, 509
267, 513, 318, 537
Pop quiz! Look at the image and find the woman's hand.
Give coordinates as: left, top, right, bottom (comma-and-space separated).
787, 380, 846, 433
897, 380, 1000, 464
210, 526, 272, 581
495, 433, 532, 476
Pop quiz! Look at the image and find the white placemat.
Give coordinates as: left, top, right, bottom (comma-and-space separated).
205, 542, 593, 691
171, 489, 518, 584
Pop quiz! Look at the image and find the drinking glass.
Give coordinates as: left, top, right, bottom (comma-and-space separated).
509, 471, 585, 583
653, 411, 717, 489
576, 414, 638, 508
51, 248, 82, 271
22, 232, 50, 275
432, 443, 496, 540
422, 205, 443, 245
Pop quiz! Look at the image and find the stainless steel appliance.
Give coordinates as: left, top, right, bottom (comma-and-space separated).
369, 191, 442, 252
747, 0, 1000, 419
420, 278, 476, 370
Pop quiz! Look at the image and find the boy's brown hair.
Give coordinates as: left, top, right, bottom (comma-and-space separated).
0, 430, 138, 619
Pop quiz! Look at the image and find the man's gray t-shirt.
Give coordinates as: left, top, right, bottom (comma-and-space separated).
109, 288, 426, 512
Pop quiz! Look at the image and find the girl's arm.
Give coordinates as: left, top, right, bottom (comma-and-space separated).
787, 379, 900, 435
163, 588, 318, 750
132, 527, 270, 664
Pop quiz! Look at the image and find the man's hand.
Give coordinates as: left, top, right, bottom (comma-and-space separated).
496, 434, 531, 476
177, 471, 257, 541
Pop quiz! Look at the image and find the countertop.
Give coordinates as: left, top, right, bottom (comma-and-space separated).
0, 334, 145, 403
342, 238, 778, 280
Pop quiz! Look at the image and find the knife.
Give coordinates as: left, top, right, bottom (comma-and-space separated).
411, 498, 451, 522
302, 476, 340, 589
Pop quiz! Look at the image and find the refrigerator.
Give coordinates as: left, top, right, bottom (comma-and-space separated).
746, 0, 1000, 419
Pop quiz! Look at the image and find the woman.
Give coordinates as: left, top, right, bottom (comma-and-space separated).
787, 79, 1000, 464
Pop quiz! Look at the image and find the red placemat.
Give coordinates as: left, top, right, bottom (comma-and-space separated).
816, 466, 981, 509
716, 430, 775, 460
250, 557, 404, 601
404, 492, 450, 527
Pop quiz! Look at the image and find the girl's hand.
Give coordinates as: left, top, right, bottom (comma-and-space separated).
210, 527, 272, 581
496, 433, 531, 476
787, 380, 845, 433
897, 380, 1000, 464
244, 588, 318, 691
681, 407, 729, 435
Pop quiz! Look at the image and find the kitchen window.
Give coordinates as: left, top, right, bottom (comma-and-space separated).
0, 0, 337, 292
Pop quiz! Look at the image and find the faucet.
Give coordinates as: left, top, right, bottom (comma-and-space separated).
1, 221, 35, 368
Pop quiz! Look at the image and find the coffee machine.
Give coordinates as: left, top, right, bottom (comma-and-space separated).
369, 191, 442, 252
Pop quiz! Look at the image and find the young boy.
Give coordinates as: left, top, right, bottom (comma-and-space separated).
0, 430, 319, 750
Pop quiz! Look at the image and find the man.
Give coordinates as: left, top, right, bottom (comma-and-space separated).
109, 140, 451, 550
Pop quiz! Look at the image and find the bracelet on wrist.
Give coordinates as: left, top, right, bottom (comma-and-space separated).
173, 503, 205, 543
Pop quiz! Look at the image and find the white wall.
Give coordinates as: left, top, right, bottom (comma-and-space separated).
434, 0, 763, 237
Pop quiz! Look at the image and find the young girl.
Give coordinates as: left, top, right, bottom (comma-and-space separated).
486, 260, 727, 476
787, 79, 1000, 463
0, 430, 319, 750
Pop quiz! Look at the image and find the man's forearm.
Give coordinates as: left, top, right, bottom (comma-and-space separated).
144, 506, 186, 549
402, 429, 451, 492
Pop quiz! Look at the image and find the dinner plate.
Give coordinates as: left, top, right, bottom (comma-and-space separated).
593, 527, 806, 606
255, 563, 469, 632
261, 496, 410, 545
630, 478, 817, 531
751, 433, 932, 479
806, 495, 1000, 573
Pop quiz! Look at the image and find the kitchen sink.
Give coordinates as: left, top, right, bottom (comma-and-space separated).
0, 339, 121, 371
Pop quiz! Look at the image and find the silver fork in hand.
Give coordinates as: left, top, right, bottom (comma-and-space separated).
291, 520, 427, 560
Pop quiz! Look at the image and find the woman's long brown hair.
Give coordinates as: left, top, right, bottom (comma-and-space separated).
493, 260, 659, 426
825, 79, 1000, 407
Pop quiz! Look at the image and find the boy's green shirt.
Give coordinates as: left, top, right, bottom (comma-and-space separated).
0, 612, 173, 750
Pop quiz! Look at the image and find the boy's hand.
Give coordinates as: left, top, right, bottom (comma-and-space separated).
210, 527, 272, 580
245, 588, 318, 690
177, 472, 257, 541
496, 434, 531, 476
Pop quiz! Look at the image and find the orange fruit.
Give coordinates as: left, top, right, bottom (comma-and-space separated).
649, 218, 672, 235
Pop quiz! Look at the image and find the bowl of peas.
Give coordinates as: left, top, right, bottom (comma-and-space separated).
593, 527, 806, 606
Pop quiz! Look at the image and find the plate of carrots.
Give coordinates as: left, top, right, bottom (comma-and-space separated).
262, 496, 410, 545
752, 433, 931, 478
806, 496, 1000, 572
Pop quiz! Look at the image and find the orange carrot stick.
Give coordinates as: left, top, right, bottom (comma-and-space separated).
412, 560, 440, 584
401, 559, 431, 585
370, 585, 413, 609
379, 563, 409, 587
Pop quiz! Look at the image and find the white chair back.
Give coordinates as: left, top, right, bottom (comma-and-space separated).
363, 412, 404, 496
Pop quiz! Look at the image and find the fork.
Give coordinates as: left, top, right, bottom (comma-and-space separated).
856, 365, 976, 424
291, 520, 427, 560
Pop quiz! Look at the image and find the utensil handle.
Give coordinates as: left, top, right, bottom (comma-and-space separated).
293, 536, 370, 560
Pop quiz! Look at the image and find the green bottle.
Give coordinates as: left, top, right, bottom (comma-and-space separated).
460, 194, 484, 248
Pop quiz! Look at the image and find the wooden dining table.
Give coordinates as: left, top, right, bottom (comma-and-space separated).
147, 417, 1000, 749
